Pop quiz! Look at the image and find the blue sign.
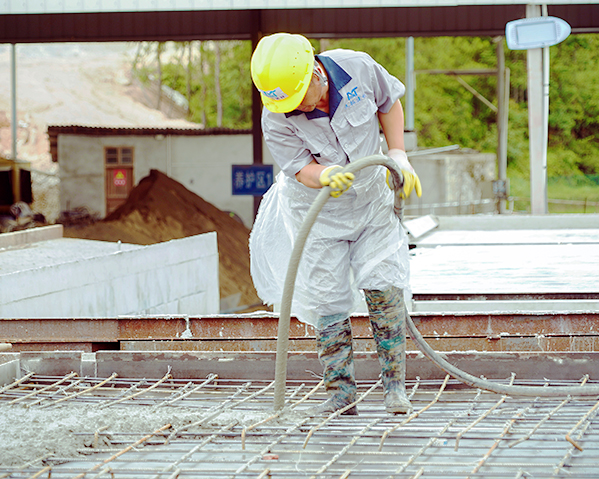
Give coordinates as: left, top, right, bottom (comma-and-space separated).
232, 164, 274, 196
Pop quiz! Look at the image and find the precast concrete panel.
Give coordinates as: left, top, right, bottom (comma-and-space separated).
0, 233, 219, 318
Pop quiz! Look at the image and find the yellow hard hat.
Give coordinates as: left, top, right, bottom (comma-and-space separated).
251, 33, 315, 113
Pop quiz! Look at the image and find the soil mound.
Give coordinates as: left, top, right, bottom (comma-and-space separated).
63, 169, 264, 312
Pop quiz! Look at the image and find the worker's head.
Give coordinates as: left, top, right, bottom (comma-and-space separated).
251, 33, 323, 113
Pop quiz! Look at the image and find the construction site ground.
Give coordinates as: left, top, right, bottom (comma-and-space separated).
2, 350, 599, 478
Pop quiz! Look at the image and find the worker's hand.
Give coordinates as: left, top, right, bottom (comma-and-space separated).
319, 166, 355, 198
386, 149, 422, 199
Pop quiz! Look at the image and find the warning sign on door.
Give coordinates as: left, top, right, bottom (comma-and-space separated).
113, 169, 127, 187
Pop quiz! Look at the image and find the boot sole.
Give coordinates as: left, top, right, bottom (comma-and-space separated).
306, 404, 358, 416
386, 405, 412, 414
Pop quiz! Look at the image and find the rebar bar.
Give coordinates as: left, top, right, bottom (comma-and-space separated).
99, 368, 171, 409
2, 374, 599, 479
39, 373, 118, 408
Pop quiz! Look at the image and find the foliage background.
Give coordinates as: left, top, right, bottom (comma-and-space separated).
135, 35, 599, 213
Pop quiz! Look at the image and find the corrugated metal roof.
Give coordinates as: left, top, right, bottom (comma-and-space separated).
1, 0, 597, 15
46, 125, 251, 163
1, 2, 598, 43
47, 124, 249, 135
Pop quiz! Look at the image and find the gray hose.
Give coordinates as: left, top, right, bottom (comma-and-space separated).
272, 155, 599, 410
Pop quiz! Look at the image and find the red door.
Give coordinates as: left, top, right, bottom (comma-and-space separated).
105, 147, 134, 215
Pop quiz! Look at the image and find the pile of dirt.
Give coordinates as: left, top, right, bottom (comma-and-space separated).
63, 169, 265, 313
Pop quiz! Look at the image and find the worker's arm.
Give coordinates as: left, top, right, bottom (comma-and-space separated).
295, 160, 327, 189
378, 99, 405, 152
378, 99, 422, 198
296, 160, 354, 197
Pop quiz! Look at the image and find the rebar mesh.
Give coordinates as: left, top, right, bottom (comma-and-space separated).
1, 372, 599, 478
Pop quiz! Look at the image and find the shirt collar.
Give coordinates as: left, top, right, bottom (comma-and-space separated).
285, 54, 352, 120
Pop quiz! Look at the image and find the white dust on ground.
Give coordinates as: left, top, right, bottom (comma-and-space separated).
0, 402, 304, 466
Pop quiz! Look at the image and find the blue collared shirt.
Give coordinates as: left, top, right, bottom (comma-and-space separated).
261, 49, 405, 179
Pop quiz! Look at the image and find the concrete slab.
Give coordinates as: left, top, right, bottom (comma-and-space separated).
410, 243, 599, 295
409, 215, 599, 298
0, 354, 19, 385
19, 351, 83, 377
0, 233, 219, 318
0, 224, 63, 248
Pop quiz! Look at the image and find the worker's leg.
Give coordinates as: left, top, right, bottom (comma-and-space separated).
364, 286, 412, 414
307, 314, 358, 416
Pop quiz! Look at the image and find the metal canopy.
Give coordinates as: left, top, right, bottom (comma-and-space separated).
0, 4, 598, 44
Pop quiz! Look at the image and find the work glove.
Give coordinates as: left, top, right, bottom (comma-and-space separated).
386, 149, 422, 199
319, 165, 355, 198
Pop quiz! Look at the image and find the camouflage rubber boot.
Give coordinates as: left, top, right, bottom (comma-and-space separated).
307, 317, 358, 416
364, 287, 413, 414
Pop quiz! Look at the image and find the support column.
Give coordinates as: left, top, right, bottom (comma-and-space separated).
11, 44, 17, 161
251, 11, 263, 222
496, 38, 509, 214
527, 4, 548, 214
405, 37, 415, 132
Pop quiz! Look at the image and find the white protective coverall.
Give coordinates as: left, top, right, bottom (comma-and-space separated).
250, 49, 411, 328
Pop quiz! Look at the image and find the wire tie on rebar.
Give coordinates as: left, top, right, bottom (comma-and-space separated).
565, 394, 599, 451
509, 375, 587, 449
25, 465, 51, 479
379, 374, 450, 451
309, 416, 385, 479
241, 382, 306, 450
0, 453, 54, 479
303, 379, 381, 449
158, 373, 218, 407
165, 468, 181, 479
466, 405, 528, 479
409, 377, 421, 398
256, 469, 270, 479
93, 426, 110, 449
148, 421, 238, 479
90, 465, 112, 479
409, 467, 424, 479
388, 416, 459, 478
554, 414, 595, 475
514, 469, 532, 479
235, 417, 311, 477
455, 372, 516, 451
166, 380, 270, 443
71, 423, 171, 479
99, 368, 171, 409
0, 371, 34, 395
26, 377, 85, 408
7, 372, 78, 405
290, 379, 324, 410
39, 373, 118, 409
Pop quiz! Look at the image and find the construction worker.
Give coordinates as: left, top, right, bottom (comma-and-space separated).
249, 33, 422, 415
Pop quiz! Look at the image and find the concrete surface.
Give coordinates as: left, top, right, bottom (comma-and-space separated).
409, 214, 599, 298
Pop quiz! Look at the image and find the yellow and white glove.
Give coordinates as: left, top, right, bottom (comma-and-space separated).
386, 148, 422, 199
319, 165, 355, 198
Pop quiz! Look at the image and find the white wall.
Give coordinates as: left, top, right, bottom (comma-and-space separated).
405, 150, 496, 214
59, 133, 277, 228
0, 233, 219, 318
